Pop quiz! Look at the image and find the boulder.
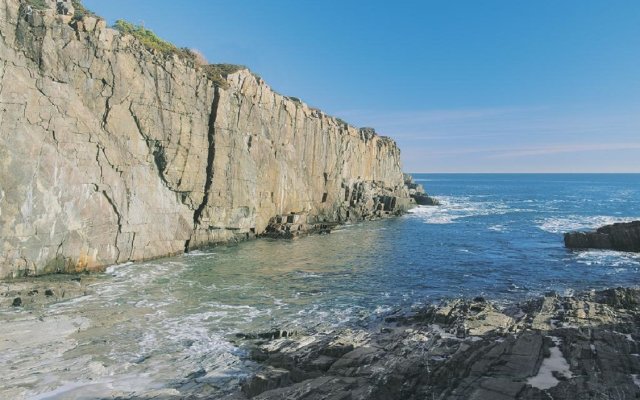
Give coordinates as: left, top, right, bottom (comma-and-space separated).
564, 221, 640, 252
412, 194, 440, 206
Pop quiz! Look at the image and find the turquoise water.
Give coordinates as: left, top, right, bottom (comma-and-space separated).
3, 174, 640, 398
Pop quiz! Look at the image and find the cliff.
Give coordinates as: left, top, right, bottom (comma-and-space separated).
0, 0, 415, 278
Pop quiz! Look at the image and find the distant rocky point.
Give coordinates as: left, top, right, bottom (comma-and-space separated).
564, 221, 640, 252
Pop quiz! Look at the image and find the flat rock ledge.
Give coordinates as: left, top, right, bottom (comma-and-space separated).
0, 274, 95, 308
216, 288, 640, 400
565, 221, 640, 252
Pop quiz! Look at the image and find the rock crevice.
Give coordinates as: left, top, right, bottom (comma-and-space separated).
192, 86, 219, 229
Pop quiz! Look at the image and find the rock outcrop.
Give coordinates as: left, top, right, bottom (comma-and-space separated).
0, 0, 416, 278
404, 173, 440, 206
564, 221, 640, 252
222, 288, 640, 400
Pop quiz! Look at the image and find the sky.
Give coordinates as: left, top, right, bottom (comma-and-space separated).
84, 0, 640, 173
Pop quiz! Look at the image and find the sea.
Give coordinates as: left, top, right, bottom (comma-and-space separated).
2, 173, 640, 398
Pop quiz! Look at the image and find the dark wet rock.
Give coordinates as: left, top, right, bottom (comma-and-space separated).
11, 297, 21, 307
261, 213, 338, 239
186, 369, 208, 380
411, 193, 440, 206
227, 288, 640, 400
403, 174, 440, 206
564, 220, 640, 252
44, 289, 54, 296
236, 330, 299, 341
242, 367, 292, 398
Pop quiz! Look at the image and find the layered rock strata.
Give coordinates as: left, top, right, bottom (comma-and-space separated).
565, 221, 640, 252
223, 288, 640, 400
0, 0, 415, 278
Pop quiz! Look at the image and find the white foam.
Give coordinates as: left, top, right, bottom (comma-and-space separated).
104, 261, 133, 274
184, 250, 217, 257
537, 215, 640, 234
408, 195, 512, 225
374, 305, 393, 314
572, 250, 640, 268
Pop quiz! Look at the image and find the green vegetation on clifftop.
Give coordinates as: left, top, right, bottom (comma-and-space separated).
24, 0, 47, 10
203, 64, 246, 89
112, 20, 246, 88
113, 20, 182, 55
71, 0, 96, 21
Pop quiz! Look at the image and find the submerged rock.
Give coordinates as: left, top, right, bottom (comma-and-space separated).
0, 276, 92, 309
224, 288, 640, 400
564, 220, 640, 252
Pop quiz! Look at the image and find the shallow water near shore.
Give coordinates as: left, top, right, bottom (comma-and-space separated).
2, 173, 640, 398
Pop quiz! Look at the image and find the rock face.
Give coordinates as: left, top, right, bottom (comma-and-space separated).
224, 288, 640, 400
0, 0, 415, 278
564, 221, 640, 252
404, 173, 440, 206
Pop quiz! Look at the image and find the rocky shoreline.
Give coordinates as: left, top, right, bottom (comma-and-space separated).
212, 288, 640, 400
2, 274, 640, 399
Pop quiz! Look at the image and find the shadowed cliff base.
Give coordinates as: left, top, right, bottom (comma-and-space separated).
209, 287, 640, 400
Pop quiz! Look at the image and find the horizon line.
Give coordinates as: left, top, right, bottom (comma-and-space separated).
407, 171, 640, 174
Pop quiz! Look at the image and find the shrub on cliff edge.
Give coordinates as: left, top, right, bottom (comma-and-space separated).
71, 0, 96, 21
113, 19, 179, 55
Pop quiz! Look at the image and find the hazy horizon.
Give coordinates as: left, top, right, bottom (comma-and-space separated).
85, 0, 640, 173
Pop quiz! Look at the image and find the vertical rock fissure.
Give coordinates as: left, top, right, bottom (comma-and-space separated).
192, 86, 219, 227
100, 188, 122, 262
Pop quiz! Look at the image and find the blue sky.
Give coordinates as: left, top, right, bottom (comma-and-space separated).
84, 0, 640, 172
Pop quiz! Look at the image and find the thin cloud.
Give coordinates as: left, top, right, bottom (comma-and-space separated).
338, 106, 544, 126
488, 143, 640, 158
338, 105, 640, 172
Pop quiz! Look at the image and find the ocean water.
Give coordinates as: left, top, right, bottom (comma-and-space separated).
2, 173, 640, 398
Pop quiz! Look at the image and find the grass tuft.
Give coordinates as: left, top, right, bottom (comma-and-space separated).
24, 0, 48, 10
71, 0, 97, 21
114, 19, 179, 55
203, 64, 246, 89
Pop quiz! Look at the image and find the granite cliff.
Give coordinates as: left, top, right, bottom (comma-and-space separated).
0, 0, 416, 278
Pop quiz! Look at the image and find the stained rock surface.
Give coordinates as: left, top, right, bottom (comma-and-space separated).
216, 288, 640, 400
0, 0, 417, 278
565, 221, 640, 252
